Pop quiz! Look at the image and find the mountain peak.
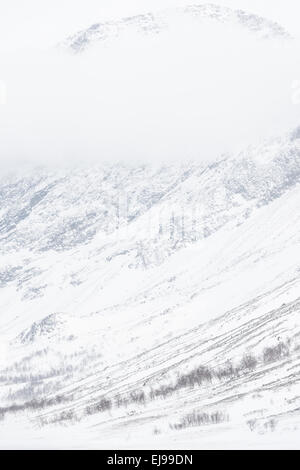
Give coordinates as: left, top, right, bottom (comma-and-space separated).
61, 3, 291, 53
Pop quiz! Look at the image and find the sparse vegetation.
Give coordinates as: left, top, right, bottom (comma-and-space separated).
85, 397, 112, 416
148, 343, 291, 402
0, 338, 292, 426
129, 391, 146, 405
263, 342, 289, 364
153, 426, 161, 435
247, 417, 277, 433
39, 409, 81, 427
0, 394, 73, 420
171, 411, 228, 430
239, 353, 258, 371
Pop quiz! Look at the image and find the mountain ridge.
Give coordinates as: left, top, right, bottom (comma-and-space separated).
61, 3, 291, 53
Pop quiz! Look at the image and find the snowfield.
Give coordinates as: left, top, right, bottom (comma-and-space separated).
0, 128, 300, 449
0, 2, 300, 450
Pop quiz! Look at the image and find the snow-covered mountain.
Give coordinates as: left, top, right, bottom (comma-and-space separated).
0, 125, 300, 448
62, 3, 291, 53
0, 0, 300, 450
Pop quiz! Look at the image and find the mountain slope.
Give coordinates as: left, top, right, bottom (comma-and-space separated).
62, 3, 291, 53
0, 128, 300, 448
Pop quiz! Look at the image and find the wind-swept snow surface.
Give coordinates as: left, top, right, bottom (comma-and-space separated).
1, 1, 300, 450
0, 128, 300, 448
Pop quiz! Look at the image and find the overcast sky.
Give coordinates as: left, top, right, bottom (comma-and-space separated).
1, 0, 300, 52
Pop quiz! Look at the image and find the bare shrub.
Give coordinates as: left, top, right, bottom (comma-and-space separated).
263, 342, 289, 364
150, 385, 175, 400
85, 397, 112, 416
239, 354, 258, 371
153, 427, 161, 435
56, 410, 76, 422
171, 410, 228, 430
129, 391, 146, 405
177, 366, 212, 388
150, 365, 213, 401
247, 418, 277, 433
115, 394, 129, 408
215, 361, 235, 381
247, 419, 257, 431
264, 418, 277, 432
0, 394, 72, 419
46, 409, 81, 425
98, 397, 112, 411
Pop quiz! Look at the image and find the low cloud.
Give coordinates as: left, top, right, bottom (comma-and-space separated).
1, 20, 300, 169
